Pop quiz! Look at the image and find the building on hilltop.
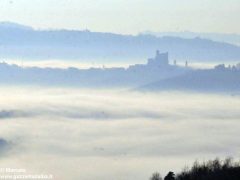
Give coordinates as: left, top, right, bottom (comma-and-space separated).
128, 50, 170, 70
147, 50, 169, 67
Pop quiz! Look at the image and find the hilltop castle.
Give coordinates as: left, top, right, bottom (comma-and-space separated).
129, 50, 170, 70
147, 50, 169, 67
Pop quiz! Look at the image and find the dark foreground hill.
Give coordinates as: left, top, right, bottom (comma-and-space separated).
150, 158, 240, 180
1, 22, 240, 61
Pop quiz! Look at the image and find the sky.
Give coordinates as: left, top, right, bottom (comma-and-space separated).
0, 0, 239, 34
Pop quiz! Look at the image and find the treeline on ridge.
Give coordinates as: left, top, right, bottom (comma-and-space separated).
150, 158, 240, 180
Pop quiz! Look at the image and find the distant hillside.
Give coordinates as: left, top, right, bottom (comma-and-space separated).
0, 60, 188, 88
142, 31, 240, 46
140, 65, 240, 92
1, 22, 240, 62
0, 22, 33, 31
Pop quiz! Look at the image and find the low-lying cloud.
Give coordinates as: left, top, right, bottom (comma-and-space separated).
0, 110, 31, 119
0, 86, 239, 180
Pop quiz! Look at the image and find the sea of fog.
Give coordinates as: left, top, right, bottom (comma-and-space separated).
3, 58, 239, 70
0, 86, 240, 180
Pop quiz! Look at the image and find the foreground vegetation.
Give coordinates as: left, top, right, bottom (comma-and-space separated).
150, 158, 240, 180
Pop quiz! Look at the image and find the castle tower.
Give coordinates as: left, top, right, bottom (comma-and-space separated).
147, 50, 169, 67
156, 50, 160, 57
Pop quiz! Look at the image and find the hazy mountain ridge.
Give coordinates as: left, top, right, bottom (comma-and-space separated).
1, 22, 240, 61
0, 21, 33, 31
142, 31, 240, 46
0, 60, 239, 92
0, 61, 188, 88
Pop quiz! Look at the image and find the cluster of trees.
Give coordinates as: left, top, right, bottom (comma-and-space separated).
150, 158, 240, 180
214, 63, 240, 71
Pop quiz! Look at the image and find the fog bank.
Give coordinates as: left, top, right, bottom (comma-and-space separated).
0, 86, 239, 180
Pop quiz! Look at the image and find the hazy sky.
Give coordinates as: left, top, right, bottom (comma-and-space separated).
0, 0, 239, 34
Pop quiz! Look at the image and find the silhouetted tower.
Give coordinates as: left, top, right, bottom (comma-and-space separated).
185, 61, 188, 67
174, 60, 177, 66
147, 50, 169, 67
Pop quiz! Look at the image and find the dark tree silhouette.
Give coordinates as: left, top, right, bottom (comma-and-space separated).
150, 158, 240, 180
164, 171, 175, 180
176, 158, 240, 180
